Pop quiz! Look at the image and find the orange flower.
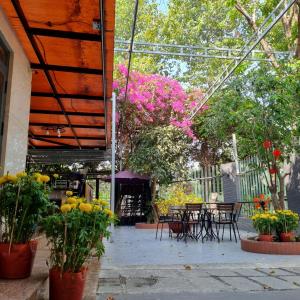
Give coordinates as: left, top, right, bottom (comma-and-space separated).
259, 194, 265, 200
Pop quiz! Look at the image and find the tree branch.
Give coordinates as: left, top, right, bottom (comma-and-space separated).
235, 2, 280, 68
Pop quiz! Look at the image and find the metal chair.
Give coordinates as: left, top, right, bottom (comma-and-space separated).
185, 203, 203, 241
152, 203, 173, 241
213, 203, 238, 242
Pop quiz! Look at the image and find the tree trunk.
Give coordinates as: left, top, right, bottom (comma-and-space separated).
150, 177, 158, 223
295, 3, 300, 58
150, 177, 157, 203
235, 2, 279, 68
270, 191, 282, 210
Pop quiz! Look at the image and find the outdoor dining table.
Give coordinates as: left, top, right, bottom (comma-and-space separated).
169, 204, 219, 243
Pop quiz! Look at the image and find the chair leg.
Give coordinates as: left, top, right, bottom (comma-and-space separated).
155, 222, 159, 239
215, 223, 220, 243
160, 222, 164, 241
229, 224, 232, 241
222, 224, 225, 240
235, 222, 241, 239
232, 223, 237, 243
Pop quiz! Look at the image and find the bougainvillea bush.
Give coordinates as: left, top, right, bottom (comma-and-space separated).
114, 64, 206, 139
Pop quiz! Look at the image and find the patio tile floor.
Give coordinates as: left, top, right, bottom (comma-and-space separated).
97, 226, 300, 300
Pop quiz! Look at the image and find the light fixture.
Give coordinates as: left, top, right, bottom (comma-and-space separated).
41, 125, 66, 137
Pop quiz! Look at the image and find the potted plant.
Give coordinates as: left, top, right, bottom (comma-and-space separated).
42, 195, 114, 300
0, 172, 51, 279
251, 212, 278, 242
276, 210, 299, 242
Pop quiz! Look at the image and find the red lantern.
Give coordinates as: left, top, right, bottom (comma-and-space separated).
262, 140, 272, 149
272, 149, 281, 159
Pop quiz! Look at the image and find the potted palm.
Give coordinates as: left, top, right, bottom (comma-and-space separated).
0, 172, 51, 279
276, 210, 299, 242
251, 212, 278, 242
42, 194, 114, 300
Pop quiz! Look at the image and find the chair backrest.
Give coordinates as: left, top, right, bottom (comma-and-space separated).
185, 203, 202, 211
233, 202, 242, 221
216, 203, 235, 212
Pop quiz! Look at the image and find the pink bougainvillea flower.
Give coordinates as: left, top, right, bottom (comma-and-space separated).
272, 149, 281, 159
262, 140, 272, 149
112, 81, 119, 90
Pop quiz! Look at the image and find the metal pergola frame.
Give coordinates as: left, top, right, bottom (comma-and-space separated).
115, 39, 292, 62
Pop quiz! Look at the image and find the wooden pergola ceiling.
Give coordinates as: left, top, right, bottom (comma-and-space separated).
1, 0, 115, 150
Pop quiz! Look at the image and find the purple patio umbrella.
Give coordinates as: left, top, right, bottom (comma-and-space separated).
102, 170, 149, 183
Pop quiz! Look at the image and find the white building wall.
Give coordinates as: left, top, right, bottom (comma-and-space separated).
0, 7, 32, 174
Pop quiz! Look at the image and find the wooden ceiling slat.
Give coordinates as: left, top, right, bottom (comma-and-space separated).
0, 0, 115, 150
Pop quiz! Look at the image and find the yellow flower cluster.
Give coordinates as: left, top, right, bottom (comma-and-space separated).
79, 203, 93, 213
61, 195, 113, 216
155, 187, 202, 215
53, 173, 59, 179
252, 212, 278, 222
34, 173, 50, 183
276, 209, 299, 219
0, 174, 18, 184
66, 190, 73, 196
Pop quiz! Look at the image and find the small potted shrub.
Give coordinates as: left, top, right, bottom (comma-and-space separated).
276, 210, 299, 242
252, 212, 278, 242
42, 194, 115, 300
0, 172, 51, 279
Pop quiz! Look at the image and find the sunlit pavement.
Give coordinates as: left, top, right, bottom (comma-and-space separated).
97, 227, 300, 300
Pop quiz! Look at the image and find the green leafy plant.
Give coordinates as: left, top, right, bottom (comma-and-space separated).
0, 172, 51, 244
42, 195, 116, 273
276, 210, 299, 233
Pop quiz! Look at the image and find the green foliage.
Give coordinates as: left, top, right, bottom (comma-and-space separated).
128, 125, 191, 183
0, 173, 51, 243
193, 62, 300, 162
42, 199, 115, 273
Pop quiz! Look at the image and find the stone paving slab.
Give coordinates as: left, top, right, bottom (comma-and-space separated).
249, 276, 299, 290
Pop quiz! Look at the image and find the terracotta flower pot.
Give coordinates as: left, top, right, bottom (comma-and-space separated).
168, 222, 183, 234
258, 234, 273, 242
0, 240, 38, 279
49, 267, 87, 300
280, 232, 295, 242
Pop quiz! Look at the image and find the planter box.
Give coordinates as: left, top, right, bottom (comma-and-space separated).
135, 223, 169, 229
241, 238, 300, 255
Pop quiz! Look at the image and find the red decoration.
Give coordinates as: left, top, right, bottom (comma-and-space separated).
262, 140, 272, 149
272, 149, 281, 159
269, 168, 277, 174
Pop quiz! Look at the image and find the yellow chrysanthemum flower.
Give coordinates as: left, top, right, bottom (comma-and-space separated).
93, 205, 101, 211
66, 190, 73, 196
104, 208, 113, 217
16, 171, 27, 178
66, 197, 77, 204
79, 203, 93, 213
0, 176, 7, 185
6, 174, 18, 183
70, 203, 77, 209
40, 175, 50, 183
61, 204, 72, 213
